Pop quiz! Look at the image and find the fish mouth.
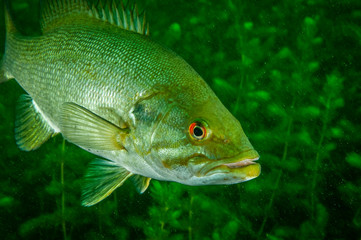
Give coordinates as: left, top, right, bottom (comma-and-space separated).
220, 156, 261, 181
222, 157, 259, 168
195, 150, 261, 182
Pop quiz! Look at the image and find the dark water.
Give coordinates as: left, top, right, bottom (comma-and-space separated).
0, 0, 360, 239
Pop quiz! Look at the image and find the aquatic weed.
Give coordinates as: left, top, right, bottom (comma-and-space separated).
0, 0, 360, 239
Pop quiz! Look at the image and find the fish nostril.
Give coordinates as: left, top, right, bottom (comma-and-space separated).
224, 138, 230, 144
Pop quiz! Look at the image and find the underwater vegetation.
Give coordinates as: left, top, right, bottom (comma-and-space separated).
0, 0, 360, 239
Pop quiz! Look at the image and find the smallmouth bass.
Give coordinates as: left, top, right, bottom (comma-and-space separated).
1, 0, 260, 206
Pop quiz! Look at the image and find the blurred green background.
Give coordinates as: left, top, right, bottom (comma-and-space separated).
1, 0, 361, 239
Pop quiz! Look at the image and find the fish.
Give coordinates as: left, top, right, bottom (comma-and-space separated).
1, 0, 261, 206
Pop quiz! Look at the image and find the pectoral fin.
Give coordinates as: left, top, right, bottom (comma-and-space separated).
15, 95, 56, 151
60, 102, 129, 151
82, 158, 133, 206
130, 175, 151, 193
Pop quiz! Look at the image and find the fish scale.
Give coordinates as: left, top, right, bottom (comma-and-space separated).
1, 0, 260, 206
11, 23, 203, 122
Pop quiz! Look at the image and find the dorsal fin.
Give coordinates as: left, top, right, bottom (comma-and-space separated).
41, 0, 149, 35
90, 1, 149, 35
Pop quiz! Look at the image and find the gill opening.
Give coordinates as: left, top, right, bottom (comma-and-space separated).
136, 101, 176, 180
148, 101, 176, 153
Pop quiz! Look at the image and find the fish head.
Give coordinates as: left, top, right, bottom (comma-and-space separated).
149, 92, 260, 186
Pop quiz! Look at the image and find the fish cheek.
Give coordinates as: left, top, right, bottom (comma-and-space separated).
161, 160, 172, 169
160, 150, 193, 169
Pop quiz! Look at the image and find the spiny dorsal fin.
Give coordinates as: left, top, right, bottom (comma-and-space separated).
41, 0, 149, 35
90, 0, 149, 35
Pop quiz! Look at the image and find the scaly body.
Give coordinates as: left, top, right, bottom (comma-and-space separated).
1, 0, 261, 206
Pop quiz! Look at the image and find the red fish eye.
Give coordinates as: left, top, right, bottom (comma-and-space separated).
189, 122, 206, 140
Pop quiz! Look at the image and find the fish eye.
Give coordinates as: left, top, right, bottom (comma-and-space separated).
189, 121, 207, 141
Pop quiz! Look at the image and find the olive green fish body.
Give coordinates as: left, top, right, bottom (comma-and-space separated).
2, 0, 260, 206
5, 18, 206, 128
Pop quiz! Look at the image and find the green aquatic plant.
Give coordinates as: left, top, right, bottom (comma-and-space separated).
1, 0, 361, 239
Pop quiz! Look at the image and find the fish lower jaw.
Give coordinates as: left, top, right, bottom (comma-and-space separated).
223, 157, 259, 169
